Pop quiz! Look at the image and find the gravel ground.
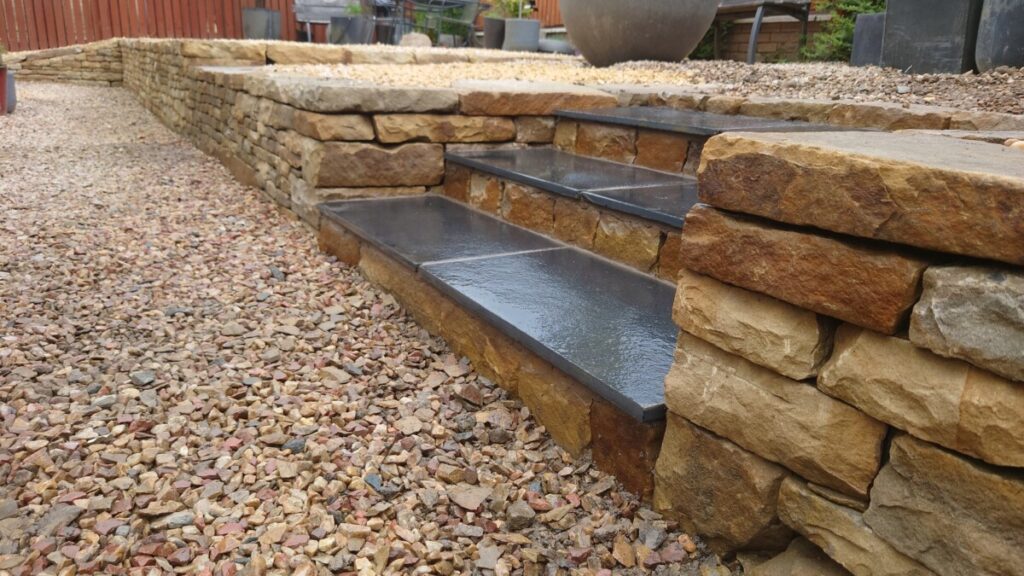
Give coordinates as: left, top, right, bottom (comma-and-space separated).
0, 84, 729, 575
275, 58, 1024, 115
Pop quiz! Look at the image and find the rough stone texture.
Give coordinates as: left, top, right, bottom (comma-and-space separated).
456, 80, 618, 116
247, 75, 459, 113
910, 266, 1024, 382
373, 114, 516, 143
500, 182, 555, 235
305, 142, 444, 187
666, 332, 887, 497
778, 478, 936, 576
291, 111, 375, 141
574, 121, 637, 163
635, 130, 690, 172
749, 538, 853, 576
653, 414, 792, 554
656, 231, 685, 282
468, 172, 503, 214
181, 40, 267, 62
590, 400, 664, 499
677, 205, 928, 335
819, 325, 1024, 468
699, 131, 1024, 265
592, 214, 662, 272
515, 116, 556, 143
553, 120, 578, 151
292, 180, 425, 225
318, 217, 363, 265
864, 435, 1024, 576
442, 164, 471, 202
517, 359, 596, 458
266, 43, 349, 65
827, 102, 951, 129
552, 198, 600, 248
740, 97, 837, 123
673, 270, 834, 380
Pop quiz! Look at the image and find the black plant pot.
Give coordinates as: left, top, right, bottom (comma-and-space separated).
242, 7, 281, 40
483, 17, 505, 49
330, 16, 375, 45
975, 0, 1024, 72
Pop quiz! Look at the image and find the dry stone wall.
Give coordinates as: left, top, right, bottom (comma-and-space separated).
2, 40, 123, 86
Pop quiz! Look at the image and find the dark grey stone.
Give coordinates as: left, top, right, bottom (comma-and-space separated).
445, 148, 687, 199
420, 249, 676, 422
555, 106, 833, 137
851, 13, 885, 67
582, 180, 699, 229
242, 8, 281, 40
320, 196, 558, 269
975, 0, 1024, 72
881, 0, 983, 73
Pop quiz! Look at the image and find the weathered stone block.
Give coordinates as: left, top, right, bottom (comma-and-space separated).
591, 400, 664, 499
593, 214, 661, 272
305, 142, 444, 187
666, 332, 887, 497
827, 102, 950, 130
749, 538, 852, 576
635, 130, 689, 172
699, 131, 1024, 265
517, 360, 595, 457
739, 97, 837, 124
266, 43, 350, 65
318, 218, 362, 266
656, 231, 685, 281
501, 182, 555, 234
468, 173, 503, 214
442, 164, 471, 202
778, 477, 936, 576
673, 270, 834, 380
553, 120, 578, 151
552, 198, 599, 248
373, 114, 516, 144
653, 414, 792, 554
515, 116, 556, 143
456, 80, 617, 116
574, 121, 637, 163
864, 435, 1024, 576
678, 206, 928, 334
819, 325, 1024, 467
247, 75, 459, 113
291, 111, 375, 141
910, 266, 1024, 382
181, 40, 267, 62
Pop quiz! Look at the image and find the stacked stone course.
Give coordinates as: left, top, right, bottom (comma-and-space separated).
2, 40, 123, 86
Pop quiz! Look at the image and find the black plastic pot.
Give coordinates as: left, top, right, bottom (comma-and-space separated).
0, 66, 13, 115
501, 18, 540, 52
976, 0, 1024, 72
242, 7, 282, 40
483, 17, 505, 49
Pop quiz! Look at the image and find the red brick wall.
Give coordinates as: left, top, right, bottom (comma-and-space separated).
720, 19, 825, 62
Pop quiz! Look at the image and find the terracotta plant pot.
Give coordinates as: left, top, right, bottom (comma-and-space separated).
559, 0, 718, 67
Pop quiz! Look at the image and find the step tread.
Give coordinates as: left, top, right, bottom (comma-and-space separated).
320, 195, 675, 423
556, 106, 833, 136
446, 148, 697, 228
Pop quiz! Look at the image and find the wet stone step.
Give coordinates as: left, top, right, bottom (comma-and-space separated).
319, 195, 676, 422
445, 148, 699, 228
555, 106, 834, 137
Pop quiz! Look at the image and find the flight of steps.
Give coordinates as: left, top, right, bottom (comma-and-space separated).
316, 106, 836, 496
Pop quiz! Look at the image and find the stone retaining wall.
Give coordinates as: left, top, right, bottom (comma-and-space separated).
2, 40, 123, 86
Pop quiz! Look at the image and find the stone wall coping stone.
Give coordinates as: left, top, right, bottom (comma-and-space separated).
245, 74, 459, 113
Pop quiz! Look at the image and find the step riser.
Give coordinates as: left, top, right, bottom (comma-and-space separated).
318, 218, 665, 498
444, 165, 685, 281
554, 118, 705, 176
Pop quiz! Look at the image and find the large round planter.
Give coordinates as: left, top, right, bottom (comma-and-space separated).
560, 0, 718, 66
483, 17, 506, 49
975, 0, 1024, 72
502, 18, 540, 52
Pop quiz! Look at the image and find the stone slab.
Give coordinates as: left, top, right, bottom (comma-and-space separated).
819, 325, 1024, 468
864, 435, 1024, 576
582, 180, 699, 229
677, 205, 929, 335
910, 266, 1024, 382
319, 196, 559, 270
445, 148, 688, 200
420, 248, 677, 422
373, 114, 517, 144
699, 131, 1024, 265
556, 106, 833, 137
749, 538, 853, 576
456, 80, 617, 116
306, 142, 443, 188
245, 74, 459, 113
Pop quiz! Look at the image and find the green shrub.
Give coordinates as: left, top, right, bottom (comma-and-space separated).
803, 0, 886, 61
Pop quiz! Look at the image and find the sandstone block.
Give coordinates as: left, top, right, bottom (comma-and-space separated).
593, 214, 661, 272
181, 40, 267, 62
673, 270, 834, 380
247, 75, 458, 113
653, 414, 792, 554
827, 102, 950, 130
949, 110, 1024, 131
666, 332, 886, 497
699, 131, 1024, 265
501, 183, 555, 234
292, 111, 375, 141
678, 206, 928, 334
591, 400, 664, 499
515, 116, 556, 143
266, 43, 349, 65
739, 97, 837, 124
910, 266, 1024, 382
517, 360, 594, 457
456, 80, 617, 116
319, 218, 362, 266
778, 477, 935, 576
819, 325, 1024, 467
656, 231, 685, 281
553, 120, 578, 151
634, 130, 689, 172
468, 173, 503, 214
574, 121, 637, 163
864, 435, 1024, 576
749, 538, 852, 576
305, 142, 443, 188
292, 178, 425, 227
442, 164, 471, 202
552, 198, 599, 248
373, 114, 516, 144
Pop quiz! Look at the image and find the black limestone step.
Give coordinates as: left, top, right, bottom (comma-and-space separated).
320, 195, 676, 422
555, 106, 835, 137
445, 148, 698, 229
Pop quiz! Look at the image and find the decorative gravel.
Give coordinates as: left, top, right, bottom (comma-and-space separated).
0, 83, 728, 575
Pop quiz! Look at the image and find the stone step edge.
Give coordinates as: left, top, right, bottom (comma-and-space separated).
318, 197, 673, 424
444, 151, 692, 229
553, 106, 829, 138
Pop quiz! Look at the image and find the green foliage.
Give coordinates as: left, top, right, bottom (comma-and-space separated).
347, 3, 363, 15
690, 22, 731, 60
0, 44, 6, 56
484, 0, 533, 19
802, 0, 886, 61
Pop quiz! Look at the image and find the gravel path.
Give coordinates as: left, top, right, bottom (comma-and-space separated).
0, 84, 727, 575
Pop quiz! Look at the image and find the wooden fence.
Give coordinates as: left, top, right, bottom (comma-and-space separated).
0, 0, 564, 53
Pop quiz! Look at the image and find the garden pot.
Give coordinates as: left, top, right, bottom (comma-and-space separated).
329, 16, 375, 45
483, 17, 506, 49
559, 0, 717, 66
502, 18, 540, 52
242, 7, 282, 40
975, 0, 1024, 72
0, 66, 12, 116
